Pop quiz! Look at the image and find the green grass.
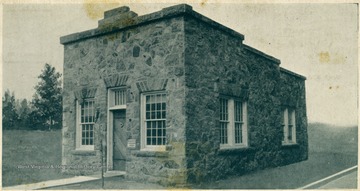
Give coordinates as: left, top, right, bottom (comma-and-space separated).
2, 130, 71, 187
308, 122, 358, 155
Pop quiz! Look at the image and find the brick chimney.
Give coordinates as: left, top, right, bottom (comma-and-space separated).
98, 6, 138, 28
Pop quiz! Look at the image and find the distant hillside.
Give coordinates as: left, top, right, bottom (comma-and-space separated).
308, 123, 358, 155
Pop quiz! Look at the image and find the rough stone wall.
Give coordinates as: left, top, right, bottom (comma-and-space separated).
62, 4, 307, 186
278, 70, 308, 165
62, 15, 187, 185
183, 16, 307, 184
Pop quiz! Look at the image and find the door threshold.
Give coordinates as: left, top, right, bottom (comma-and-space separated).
104, 170, 126, 178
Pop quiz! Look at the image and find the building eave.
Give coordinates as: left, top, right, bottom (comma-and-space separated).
243, 44, 281, 65
280, 67, 307, 80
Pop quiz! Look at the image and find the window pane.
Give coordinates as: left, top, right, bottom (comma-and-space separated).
144, 93, 167, 146
234, 101, 242, 122
156, 94, 162, 103
288, 109, 292, 125
220, 98, 228, 121
113, 89, 126, 106
283, 108, 295, 143
81, 118, 94, 145
81, 100, 95, 123
146, 95, 155, 104
220, 122, 228, 144
146, 121, 151, 129
219, 98, 229, 144
158, 129, 163, 136
150, 112, 155, 119
288, 125, 293, 141
235, 123, 242, 144
151, 104, 156, 110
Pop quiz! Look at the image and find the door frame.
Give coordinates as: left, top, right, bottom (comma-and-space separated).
106, 87, 127, 172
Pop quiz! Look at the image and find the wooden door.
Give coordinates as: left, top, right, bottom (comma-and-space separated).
113, 110, 127, 171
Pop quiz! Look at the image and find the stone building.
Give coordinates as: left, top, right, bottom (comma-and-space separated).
60, 4, 308, 186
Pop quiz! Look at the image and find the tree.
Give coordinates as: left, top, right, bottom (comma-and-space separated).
2, 90, 19, 129
32, 63, 62, 130
15, 98, 31, 129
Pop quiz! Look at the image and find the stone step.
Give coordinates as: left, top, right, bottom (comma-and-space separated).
103, 170, 126, 178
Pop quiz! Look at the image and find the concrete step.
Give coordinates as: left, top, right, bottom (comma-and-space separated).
104, 170, 126, 178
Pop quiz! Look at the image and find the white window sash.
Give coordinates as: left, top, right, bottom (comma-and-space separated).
290, 110, 296, 143
108, 87, 127, 110
220, 98, 248, 149
282, 108, 296, 145
227, 99, 235, 146
76, 99, 95, 150
241, 102, 248, 146
283, 108, 289, 143
140, 91, 167, 151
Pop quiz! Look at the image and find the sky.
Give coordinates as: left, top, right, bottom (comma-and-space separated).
2, 1, 358, 126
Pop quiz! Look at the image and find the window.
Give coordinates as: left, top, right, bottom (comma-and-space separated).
282, 108, 296, 145
220, 99, 229, 144
141, 92, 167, 151
219, 97, 248, 149
108, 88, 127, 110
76, 99, 95, 150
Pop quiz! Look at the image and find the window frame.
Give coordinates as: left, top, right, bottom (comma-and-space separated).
76, 98, 95, 150
282, 108, 297, 145
140, 91, 167, 152
219, 96, 248, 149
108, 87, 127, 110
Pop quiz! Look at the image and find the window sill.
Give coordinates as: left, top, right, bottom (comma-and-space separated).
109, 105, 126, 110
132, 150, 169, 158
218, 146, 255, 155
71, 150, 97, 156
281, 143, 299, 148
139, 145, 172, 152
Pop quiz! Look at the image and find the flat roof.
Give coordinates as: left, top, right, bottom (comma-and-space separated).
60, 4, 245, 45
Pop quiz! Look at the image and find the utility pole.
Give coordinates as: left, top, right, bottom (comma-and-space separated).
101, 137, 105, 189
95, 109, 105, 189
